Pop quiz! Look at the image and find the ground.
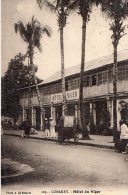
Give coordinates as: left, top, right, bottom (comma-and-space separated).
1, 135, 128, 195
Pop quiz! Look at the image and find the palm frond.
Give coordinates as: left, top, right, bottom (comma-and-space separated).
42, 26, 52, 37
14, 21, 28, 42
37, 0, 42, 9
67, 0, 78, 11
101, 0, 128, 20
37, 0, 55, 12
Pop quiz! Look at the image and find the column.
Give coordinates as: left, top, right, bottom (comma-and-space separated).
90, 103, 96, 126
107, 99, 113, 128
40, 109, 43, 131
110, 100, 114, 129
31, 107, 34, 126
51, 105, 56, 121
117, 100, 121, 131
33, 108, 36, 127
62, 104, 65, 116
92, 103, 96, 126
75, 104, 78, 119
22, 108, 25, 122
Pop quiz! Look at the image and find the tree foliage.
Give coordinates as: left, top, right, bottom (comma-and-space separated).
15, 16, 52, 60
101, 0, 128, 46
1, 53, 42, 119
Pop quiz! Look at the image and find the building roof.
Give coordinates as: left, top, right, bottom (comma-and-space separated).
39, 49, 128, 86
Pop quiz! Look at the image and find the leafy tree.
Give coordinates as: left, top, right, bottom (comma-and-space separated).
101, 0, 128, 141
1, 53, 42, 121
15, 16, 52, 127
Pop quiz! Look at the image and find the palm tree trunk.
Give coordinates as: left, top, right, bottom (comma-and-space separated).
27, 56, 32, 123
79, 18, 90, 140
113, 43, 118, 142
28, 85, 32, 122
60, 25, 66, 114
29, 46, 44, 130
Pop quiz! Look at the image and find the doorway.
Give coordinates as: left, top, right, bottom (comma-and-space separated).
36, 107, 41, 129
55, 106, 62, 124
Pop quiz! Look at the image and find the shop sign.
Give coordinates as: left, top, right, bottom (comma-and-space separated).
51, 93, 63, 103
66, 89, 79, 100
51, 89, 79, 103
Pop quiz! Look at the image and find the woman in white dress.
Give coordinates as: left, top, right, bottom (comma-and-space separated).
50, 118, 56, 138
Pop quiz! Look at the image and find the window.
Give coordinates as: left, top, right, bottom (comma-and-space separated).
102, 71, 108, 83
83, 76, 90, 87
51, 83, 61, 94
108, 69, 113, 82
97, 72, 102, 85
92, 75, 97, 86
118, 65, 128, 80
43, 86, 51, 95
65, 82, 68, 90
68, 79, 79, 90
97, 71, 108, 85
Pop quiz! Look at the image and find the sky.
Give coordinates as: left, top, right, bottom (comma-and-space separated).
1, 0, 128, 80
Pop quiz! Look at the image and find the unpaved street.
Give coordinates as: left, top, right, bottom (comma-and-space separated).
1, 135, 128, 194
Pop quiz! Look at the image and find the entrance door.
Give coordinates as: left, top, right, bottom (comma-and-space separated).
55, 106, 62, 124
36, 108, 41, 129
84, 103, 90, 124
44, 107, 51, 119
96, 101, 107, 132
67, 104, 75, 116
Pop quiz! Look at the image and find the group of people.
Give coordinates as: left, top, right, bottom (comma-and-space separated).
44, 118, 57, 139
20, 121, 38, 138
119, 119, 128, 153
115, 119, 128, 153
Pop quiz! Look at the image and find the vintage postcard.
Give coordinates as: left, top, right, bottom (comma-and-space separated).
1, 0, 128, 195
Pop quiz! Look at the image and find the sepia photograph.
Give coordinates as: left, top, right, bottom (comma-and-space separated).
1, 0, 128, 195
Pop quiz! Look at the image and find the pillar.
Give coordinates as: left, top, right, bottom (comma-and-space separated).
22, 108, 25, 122
117, 100, 121, 131
51, 104, 56, 121
110, 100, 114, 129
62, 104, 65, 116
93, 104, 96, 126
107, 99, 113, 128
31, 107, 34, 126
40, 111, 43, 131
75, 104, 78, 119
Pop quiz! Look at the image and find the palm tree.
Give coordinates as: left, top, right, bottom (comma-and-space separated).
69, 0, 100, 139
15, 16, 52, 129
37, 0, 74, 113
101, 0, 128, 141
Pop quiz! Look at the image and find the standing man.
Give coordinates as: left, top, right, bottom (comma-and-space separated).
44, 118, 50, 138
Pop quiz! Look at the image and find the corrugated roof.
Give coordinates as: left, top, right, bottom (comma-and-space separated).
39, 49, 128, 85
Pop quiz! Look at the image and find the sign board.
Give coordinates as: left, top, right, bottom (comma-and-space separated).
51, 93, 63, 103
51, 89, 79, 103
66, 89, 79, 100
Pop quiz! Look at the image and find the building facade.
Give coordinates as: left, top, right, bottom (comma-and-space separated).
19, 50, 128, 133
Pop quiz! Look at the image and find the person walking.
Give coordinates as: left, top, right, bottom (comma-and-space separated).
120, 119, 128, 153
50, 118, 56, 138
44, 118, 50, 138
21, 120, 31, 138
58, 109, 77, 143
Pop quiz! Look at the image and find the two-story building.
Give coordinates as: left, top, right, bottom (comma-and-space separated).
19, 50, 128, 133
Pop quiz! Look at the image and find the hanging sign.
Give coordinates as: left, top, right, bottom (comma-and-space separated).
51, 93, 63, 103
51, 89, 79, 103
66, 89, 79, 100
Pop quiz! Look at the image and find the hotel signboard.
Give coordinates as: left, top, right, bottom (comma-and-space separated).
51, 89, 79, 103
51, 93, 63, 104
66, 89, 79, 100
